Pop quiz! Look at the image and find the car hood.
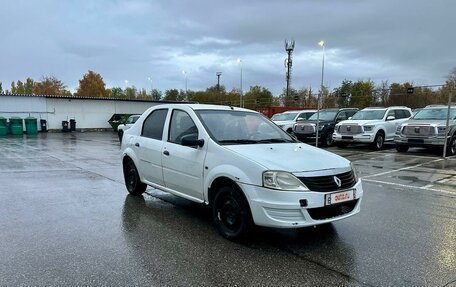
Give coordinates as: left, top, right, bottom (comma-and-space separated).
295, 120, 332, 126
401, 119, 451, 126
273, 120, 294, 125
338, 120, 383, 125
223, 143, 350, 173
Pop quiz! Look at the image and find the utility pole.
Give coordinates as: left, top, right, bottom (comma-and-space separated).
284, 39, 295, 99
216, 72, 222, 92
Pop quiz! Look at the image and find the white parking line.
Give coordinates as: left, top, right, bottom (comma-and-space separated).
362, 158, 444, 178
362, 178, 455, 196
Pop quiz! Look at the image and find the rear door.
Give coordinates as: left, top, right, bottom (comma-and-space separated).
161, 109, 206, 201
135, 108, 168, 186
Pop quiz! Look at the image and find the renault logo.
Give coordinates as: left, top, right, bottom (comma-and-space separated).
333, 176, 342, 187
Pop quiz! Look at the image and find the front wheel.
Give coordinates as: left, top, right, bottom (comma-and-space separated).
371, 132, 385, 150
212, 186, 252, 241
396, 145, 409, 152
123, 159, 146, 196
322, 131, 334, 147
447, 136, 456, 156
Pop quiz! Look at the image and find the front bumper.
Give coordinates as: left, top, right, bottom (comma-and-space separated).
238, 180, 363, 228
394, 135, 446, 147
333, 132, 374, 143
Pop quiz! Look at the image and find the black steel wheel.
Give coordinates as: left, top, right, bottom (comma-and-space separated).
322, 130, 334, 147
212, 186, 252, 241
371, 132, 385, 150
396, 144, 409, 152
123, 159, 146, 196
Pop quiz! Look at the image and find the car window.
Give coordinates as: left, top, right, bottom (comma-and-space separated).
394, 109, 408, 119
298, 112, 314, 120
168, 110, 198, 145
387, 110, 395, 118
336, 111, 348, 121
347, 110, 357, 117
142, 109, 168, 140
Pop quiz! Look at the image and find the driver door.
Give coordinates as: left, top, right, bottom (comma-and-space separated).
161, 109, 206, 201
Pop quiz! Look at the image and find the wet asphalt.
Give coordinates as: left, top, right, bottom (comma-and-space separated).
0, 132, 454, 287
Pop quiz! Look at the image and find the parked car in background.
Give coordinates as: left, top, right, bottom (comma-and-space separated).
394, 104, 456, 155
271, 110, 317, 133
120, 104, 364, 241
333, 106, 412, 150
118, 114, 141, 143
293, 108, 358, 146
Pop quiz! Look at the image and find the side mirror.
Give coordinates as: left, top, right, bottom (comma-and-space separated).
181, 135, 204, 148
296, 117, 304, 122
386, 115, 395, 121
348, 117, 352, 120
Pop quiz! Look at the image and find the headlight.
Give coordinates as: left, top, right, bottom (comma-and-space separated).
396, 125, 402, 133
437, 126, 447, 135
262, 171, 309, 191
350, 162, 359, 183
363, 125, 374, 132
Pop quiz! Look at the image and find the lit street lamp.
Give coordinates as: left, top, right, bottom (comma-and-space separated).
315, 40, 325, 147
237, 58, 243, 107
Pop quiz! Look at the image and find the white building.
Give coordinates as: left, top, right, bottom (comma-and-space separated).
0, 94, 167, 131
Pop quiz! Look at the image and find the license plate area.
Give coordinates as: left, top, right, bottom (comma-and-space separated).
325, 190, 355, 206
408, 139, 424, 144
342, 136, 353, 140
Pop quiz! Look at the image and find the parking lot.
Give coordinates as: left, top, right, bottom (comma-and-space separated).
0, 132, 455, 286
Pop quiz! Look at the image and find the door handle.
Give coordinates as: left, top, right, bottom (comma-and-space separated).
163, 150, 170, 156
135, 143, 140, 147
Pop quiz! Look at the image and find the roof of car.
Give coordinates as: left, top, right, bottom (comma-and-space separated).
154, 103, 255, 112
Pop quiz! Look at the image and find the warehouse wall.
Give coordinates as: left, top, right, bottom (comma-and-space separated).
0, 95, 158, 130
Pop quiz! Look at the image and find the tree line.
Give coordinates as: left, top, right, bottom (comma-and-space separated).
1, 68, 455, 109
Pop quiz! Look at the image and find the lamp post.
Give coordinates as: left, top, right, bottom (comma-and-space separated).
147, 77, 152, 94
315, 40, 325, 147
237, 58, 243, 107
182, 70, 187, 93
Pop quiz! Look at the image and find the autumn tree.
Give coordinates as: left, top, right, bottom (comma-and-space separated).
76, 70, 107, 97
163, 89, 184, 101
34, 76, 71, 95
243, 86, 274, 109
0, 82, 3, 94
150, 89, 162, 101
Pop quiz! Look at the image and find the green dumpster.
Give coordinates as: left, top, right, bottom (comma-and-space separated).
0, 117, 7, 136
9, 117, 23, 135
25, 117, 38, 135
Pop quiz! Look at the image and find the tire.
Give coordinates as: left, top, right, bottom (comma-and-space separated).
286, 128, 293, 134
447, 136, 456, 156
212, 186, 252, 241
118, 130, 124, 143
123, 159, 147, 196
322, 130, 334, 147
371, 132, 385, 150
396, 145, 409, 152
336, 142, 348, 148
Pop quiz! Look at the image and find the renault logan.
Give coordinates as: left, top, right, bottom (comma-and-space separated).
120, 104, 363, 241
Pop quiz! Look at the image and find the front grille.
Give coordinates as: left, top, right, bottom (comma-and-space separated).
402, 125, 435, 137
297, 170, 355, 192
339, 124, 362, 135
295, 124, 315, 134
307, 199, 358, 220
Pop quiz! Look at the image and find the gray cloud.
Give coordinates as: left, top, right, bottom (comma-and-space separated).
0, 0, 454, 96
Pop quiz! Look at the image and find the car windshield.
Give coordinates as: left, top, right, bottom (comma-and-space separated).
196, 110, 296, 145
271, 112, 298, 121
413, 107, 456, 120
308, 111, 337, 121
351, 110, 386, 120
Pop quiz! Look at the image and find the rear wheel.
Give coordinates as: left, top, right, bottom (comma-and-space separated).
212, 186, 252, 241
371, 132, 385, 150
447, 136, 456, 156
396, 145, 409, 152
123, 159, 146, 196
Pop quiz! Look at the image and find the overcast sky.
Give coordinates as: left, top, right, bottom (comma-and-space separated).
0, 0, 454, 96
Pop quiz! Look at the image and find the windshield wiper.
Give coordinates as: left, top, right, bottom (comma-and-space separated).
256, 138, 295, 143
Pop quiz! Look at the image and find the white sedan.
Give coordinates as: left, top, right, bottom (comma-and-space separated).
121, 104, 363, 241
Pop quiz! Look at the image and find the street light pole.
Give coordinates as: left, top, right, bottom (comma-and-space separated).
182, 70, 187, 93
147, 77, 152, 95
315, 40, 325, 147
237, 58, 243, 108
